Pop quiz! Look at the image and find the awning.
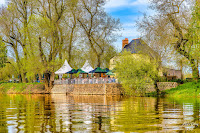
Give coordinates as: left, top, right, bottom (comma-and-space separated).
66, 69, 77, 74
77, 69, 87, 74
55, 60, 72, 74
81, 60, 94, 73
89, 67, 107, 73
103, 68, 110, 73
106, 71, 115, 76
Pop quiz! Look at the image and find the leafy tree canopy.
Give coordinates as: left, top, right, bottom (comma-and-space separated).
115, 51, 159, 95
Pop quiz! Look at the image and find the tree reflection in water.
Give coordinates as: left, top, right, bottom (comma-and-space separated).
1, 94, 200, 132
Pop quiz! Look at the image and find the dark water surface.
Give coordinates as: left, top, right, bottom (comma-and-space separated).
1, 94, 200, 132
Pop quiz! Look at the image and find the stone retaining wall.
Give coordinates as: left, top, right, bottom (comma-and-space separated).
51, 83, 122, 95
51, 82, 178, 94
157, 82, 178, 91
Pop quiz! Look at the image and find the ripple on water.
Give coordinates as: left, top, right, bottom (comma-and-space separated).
0, 94, 200, 132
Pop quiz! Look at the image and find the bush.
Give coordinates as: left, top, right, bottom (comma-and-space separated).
115, 51, 159, 96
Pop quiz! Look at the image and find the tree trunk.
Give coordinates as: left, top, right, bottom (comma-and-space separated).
97, 55, 101, 67
50, 72, 55, 90
44, 72, 51, 93
190, 59, 199, 81
18, 74, 22, 83
21, 72, 26, 83
68, 26, 75, 64
13, 44, 25, 83
39, 74, 42, 83
33, 74, 37, 83
154, 80, 160, 95
59, 52, 62, 60
44, 71, 54, 93
180, 60, 183, 80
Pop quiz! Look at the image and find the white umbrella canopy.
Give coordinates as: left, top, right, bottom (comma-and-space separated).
81, 60, 94, 73
55, 60, 72, 74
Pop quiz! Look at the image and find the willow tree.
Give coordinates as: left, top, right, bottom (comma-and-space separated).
138, 0, 200, 80
77, 0, 120, 67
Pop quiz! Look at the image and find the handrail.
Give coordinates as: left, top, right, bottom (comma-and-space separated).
54, 78, 117, 85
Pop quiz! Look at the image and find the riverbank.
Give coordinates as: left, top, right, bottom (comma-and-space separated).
147, 81, 200, 98
0, 83, 46, 94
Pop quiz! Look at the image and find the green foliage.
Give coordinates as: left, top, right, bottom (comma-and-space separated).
147, 81, 200, 97
101, 45, 118, 68
115, 51, 159, 95
74, 72, 80, 78
62, 74, 69, 79
0, 60, 17, 81
0, 0, 120, 85
0, 39, 7, 68
163, 81, 200, 98
0, 83, 44, 93
148, 81, 200, 97
189, 1, 200, 61
137, 0, 200, 79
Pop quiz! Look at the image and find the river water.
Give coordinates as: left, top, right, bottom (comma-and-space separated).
0, 94, 200, 132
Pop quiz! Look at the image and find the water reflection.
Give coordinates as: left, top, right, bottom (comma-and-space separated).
1, 94, 200, 132
51, 94, 122, 132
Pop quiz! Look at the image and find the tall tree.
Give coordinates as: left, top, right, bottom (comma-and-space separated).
0, 4, 27, 83
189, 0, 200, 70
36, 0, 66, 92
0, 0, 120, 91
138, 0, 200, 80
77, 0, 120, 67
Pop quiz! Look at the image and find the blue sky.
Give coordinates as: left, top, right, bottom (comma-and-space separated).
0, 0, 151, 51
104, 0, 151, 51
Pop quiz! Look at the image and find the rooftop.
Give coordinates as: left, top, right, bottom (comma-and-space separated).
122, 38, 159, 59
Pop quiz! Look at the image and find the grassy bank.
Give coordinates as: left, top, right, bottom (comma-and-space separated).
147, 81, 200, 98
164, 81, 200, 97
0, 83, 46, 94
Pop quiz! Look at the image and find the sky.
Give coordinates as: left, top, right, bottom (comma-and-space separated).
104, 0, 152, 51
0, 0, 151, 51
0, 0, 5, 5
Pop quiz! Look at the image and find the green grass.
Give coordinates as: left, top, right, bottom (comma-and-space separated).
147, 81, 200, 98
0, 82, 44, 93
164, 81, 200, 98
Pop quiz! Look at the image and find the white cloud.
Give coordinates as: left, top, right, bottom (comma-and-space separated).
0, 0, 5, 5
123, 23, 136, 27
121, 28, 140, 38
104, 0, 150, 9
104, 0, 130, 8
130, 0, 149, 6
